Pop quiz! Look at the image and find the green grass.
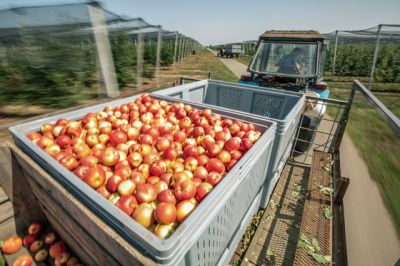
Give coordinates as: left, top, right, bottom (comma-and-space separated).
235, 56, 252, 67
329, 83, 400, 237
180, 49, 238, 82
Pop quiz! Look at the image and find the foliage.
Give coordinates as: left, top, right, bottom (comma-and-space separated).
297, 233, 332, 265
325, 43, 400, 82
111, 33, 136, 87
0, 30, 96, 108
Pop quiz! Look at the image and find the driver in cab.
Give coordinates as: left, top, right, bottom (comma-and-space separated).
277, 47, 304, 75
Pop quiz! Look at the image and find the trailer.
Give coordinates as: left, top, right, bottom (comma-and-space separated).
217, 44, 242, 58
1, 74, 398, 265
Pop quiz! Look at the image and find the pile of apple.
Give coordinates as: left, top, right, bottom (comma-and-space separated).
27, 94, 262, 238
1, 222, 83, 266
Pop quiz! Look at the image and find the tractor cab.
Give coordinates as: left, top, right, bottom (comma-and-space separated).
240, 30, 330, 99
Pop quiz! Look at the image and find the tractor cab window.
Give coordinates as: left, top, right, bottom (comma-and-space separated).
250, 41, 318, 78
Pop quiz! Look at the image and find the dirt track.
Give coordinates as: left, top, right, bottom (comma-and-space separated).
214, 50, 400, 266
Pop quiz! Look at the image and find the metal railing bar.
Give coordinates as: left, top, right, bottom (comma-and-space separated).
354, 80, 400, 138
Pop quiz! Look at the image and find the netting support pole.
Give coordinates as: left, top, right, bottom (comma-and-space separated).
88, 3, 119, 98
182, 36, 186, 60
155, 27, 162, 88
178, 35, 183, 62
331, 30, 339, 81
173, 32, 178, 66
136, 28, 144, 92
368, 24, 382, 90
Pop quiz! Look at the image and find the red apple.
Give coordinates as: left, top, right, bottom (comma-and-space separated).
136, 184, 157, 203
83, 166, 106, 189
80, 155, 98, 167
73, 165, 89, 179
109, 130, 127, 146
72, 143, 91, 159
12, 255, 32, 266
28, 223, 43, 235
176, 200, 196, 223
174, 180, 196, 201
197, 155, 209, 166
132, 203, 155, 228
163, 147, 178, 160
22, 234, 37, 248
34, 249, 48, 262
131, 171, 146, 185
184, 157, 198, 171
116, 195, 138, 215
55, 251, 70, 266
157, 189, 177, 205
156, 137, 171, 152
183, 145, 198, 158
30, 240, 43, 253
173, 131, 187, 143
106, 174, 123, 193
114, 166, 132, 180
44, 232, 57, 245
193, 166, 208, 180
240, 138, 253, 151
101, 147, 120, 166
155, 203, 177, 224
225, 137, 241, 151
206, 172, 223, 186
97, 185, 111, 199
139, 134, 153, 145
146, 176, 160, 185
149, 160, 167, 176
217, 150, 231, 164
37, 136, 54, 149
230, 150, 243, 160
117, 179, 136, 196
154, 180, 168, 194
154, 224, 174, 239
195, 182, 213, 202
59, 155, 78, 171
206, 158, 225, 173
55, 135, 71, 148
27, 132, 42, 143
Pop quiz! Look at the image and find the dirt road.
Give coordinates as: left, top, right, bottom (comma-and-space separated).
213, 49, 400, 266
208, 49, 248, 77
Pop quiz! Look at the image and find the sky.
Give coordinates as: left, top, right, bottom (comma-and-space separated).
1, 0, 399, 45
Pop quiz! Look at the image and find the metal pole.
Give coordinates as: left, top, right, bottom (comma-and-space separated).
136, 28, 144, 91
181, 37, 186, 60
88, 3, 119, 97
368, 24, 382, 90
331, 30, 339, 81
178, 35, 183, 62
155, 27, 162, 88
173, 32, 178, 65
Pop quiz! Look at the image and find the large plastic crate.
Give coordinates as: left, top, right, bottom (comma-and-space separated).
154, 80, 305, 207
9, 94, 276, 266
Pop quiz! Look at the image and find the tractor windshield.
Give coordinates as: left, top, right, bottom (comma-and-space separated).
249, 41, 319, 78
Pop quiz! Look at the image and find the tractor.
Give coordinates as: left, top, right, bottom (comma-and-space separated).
239, 30, 330, 152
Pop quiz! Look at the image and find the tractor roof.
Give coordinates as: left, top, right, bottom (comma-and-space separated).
260, 30, 324, 40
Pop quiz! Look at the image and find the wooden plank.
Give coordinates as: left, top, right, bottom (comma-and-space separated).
39, 201, 110, 266
0, 201, 15, 223
0, 144, 46, 230
0, 186, 8, 204
0, 145, 13, 200
11, 143, 155, 266
0, 216, 17, 240
293, 151, 333, 266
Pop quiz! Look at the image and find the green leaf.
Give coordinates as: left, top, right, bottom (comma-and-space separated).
319, 186, 334, 196
324, 207, 333, 220
0, 251, 5, 266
